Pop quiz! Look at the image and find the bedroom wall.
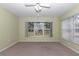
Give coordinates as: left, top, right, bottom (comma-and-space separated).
0, 7, 18, 51
61, 4, 79, 54
19, 16, 61, 42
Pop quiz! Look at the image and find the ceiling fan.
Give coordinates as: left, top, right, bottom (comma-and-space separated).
25, 3, 50, 13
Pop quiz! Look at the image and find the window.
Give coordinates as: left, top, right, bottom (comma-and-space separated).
25, 22, 52, 37
61, 14, 79, 44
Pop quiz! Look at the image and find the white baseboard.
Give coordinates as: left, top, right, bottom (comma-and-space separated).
19, 41, 59, 42
61, 42, 79, 54
0, 41, 18, 52
19, 40, 59, 42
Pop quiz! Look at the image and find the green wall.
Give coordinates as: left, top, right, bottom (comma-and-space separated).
0, 7, 18, 51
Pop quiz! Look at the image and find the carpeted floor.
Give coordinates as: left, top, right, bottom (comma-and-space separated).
0, 42, 78, 56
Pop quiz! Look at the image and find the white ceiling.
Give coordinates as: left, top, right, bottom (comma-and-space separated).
0, 3, 76, 17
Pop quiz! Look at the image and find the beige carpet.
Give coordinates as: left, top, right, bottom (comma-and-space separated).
0, 42, 78, 56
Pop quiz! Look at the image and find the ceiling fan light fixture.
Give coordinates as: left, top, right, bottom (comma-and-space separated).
34, 4, 42, 13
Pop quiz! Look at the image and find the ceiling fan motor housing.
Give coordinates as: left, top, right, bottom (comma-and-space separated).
34, 3, 42, 13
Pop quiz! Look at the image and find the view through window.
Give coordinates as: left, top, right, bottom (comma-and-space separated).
25, 22, 52, 37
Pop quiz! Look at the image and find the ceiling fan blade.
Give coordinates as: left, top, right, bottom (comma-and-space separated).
40, 6, 50, 8
25, 3, 36, 7
40, 4, 50, 8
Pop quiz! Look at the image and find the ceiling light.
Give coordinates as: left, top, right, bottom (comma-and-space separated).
34, 3, 42, 13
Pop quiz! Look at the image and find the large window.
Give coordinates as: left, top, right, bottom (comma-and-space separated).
61, 14, 79, 44
25, 22, 52, 37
